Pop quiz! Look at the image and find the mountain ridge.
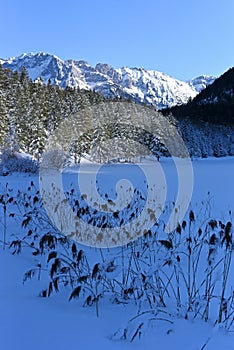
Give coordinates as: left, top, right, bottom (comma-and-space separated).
1, 52, 215, 109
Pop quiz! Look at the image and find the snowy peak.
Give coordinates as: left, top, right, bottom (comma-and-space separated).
188, 75, 216, 93
2, 52, 64, 84
1, 52, 216, 109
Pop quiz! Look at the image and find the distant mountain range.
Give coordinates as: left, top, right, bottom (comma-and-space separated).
0, 56, 233, 160
0, 52, 216, 109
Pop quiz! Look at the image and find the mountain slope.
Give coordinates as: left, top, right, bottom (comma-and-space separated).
1, 52, 215, 109
164, 67, 234, 124
162, 67, 234, 157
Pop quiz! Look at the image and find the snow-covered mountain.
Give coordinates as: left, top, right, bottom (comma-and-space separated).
1, 52, 215, 109
187, 75, 216, 93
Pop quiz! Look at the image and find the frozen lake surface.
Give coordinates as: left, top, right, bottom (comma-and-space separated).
0, 157, 233, 350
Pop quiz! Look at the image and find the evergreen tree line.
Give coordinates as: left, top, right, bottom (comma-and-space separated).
0, 64, 233, 162
0, 65, 176, 162
0, 65, 104, 158
179, 119, 234, 158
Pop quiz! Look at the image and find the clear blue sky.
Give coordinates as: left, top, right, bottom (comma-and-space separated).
1, 0, 233, 80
